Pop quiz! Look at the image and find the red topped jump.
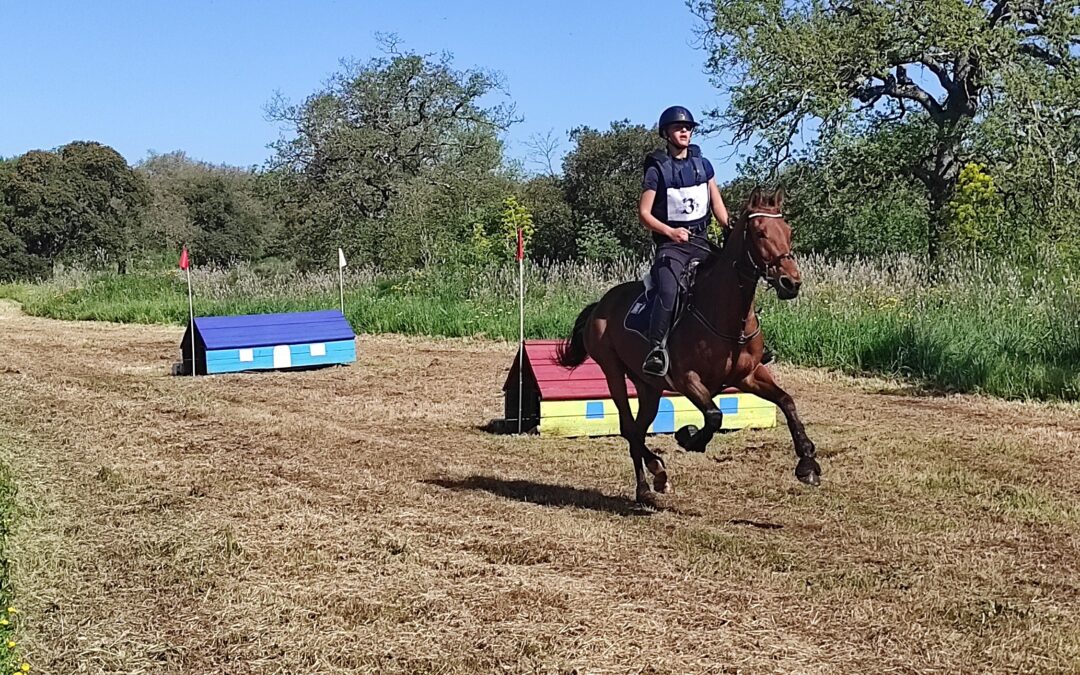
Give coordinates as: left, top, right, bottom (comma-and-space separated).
503, 340, 740, 401
501, 340, 617, 401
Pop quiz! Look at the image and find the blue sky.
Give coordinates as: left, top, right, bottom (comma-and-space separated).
1, 0, 740, 179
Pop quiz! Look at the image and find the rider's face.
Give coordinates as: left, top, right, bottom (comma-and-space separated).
665, 123, 693, 149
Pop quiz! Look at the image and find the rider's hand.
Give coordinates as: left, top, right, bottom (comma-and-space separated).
667, 226, 690, 243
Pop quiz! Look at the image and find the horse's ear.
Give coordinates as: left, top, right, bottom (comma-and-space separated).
749, 185, 763, 207
774, 186, 786, 210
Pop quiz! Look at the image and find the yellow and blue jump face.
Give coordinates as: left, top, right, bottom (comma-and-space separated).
538, 392, 776, 438
502, 340, 778, 438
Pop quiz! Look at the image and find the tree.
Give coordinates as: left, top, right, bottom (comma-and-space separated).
743, 124, 930, 255
138, 151, 202, 251
4, 151, 74, 264
694, 0, 1080, 257
182, 174, 265, 265
523, 129, 563, 177
976, 61, 1080, 249
266, 40, 518, 269
60, 141, 150, 270
0, 224, 48, 281
1, 142, 149, 271
562, 121, 661, 254
498, 195, 534, 259
137, 151, 276, 262
520, 174, 575, 260
0, 158, 46, 280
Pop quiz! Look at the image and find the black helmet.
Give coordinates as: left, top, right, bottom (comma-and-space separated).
658, 106, 697, 137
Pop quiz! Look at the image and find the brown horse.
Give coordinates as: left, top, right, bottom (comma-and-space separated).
556, 187, 821, 505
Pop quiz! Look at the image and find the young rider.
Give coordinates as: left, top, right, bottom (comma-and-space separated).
638, 105, 730, 377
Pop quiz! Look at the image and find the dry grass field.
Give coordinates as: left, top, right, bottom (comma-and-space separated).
1, 299, 1079, 674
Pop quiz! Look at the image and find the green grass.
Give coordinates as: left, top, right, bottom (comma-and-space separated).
0, 446, 25, 674
0, 261, 626, 340
756, 254, 1080, 400
2, 252, 1078, 401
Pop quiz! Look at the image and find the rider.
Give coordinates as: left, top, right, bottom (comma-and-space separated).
639, 105, 730, 377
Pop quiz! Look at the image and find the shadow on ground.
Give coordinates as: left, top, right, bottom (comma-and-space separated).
424, 475, 665, 516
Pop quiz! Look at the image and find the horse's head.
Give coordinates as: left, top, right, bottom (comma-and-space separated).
742, 187, 801, 300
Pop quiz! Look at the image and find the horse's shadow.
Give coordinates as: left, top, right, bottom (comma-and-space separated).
424, 475, 657, 517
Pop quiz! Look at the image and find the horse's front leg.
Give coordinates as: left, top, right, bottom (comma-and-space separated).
627, 374, 669, 494
739, 365, 821, 486
673, 370, 725, 453
600, 367, 653, 504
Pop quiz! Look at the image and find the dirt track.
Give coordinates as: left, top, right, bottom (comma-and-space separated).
1, 300, 1079, 674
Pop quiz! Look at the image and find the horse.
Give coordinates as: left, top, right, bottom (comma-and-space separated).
555, 187, 821, 506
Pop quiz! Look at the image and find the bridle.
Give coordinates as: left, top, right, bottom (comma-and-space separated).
739, 212, 796, 286
683, 211, 796, 345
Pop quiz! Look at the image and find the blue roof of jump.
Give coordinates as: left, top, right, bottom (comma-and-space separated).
193, 310, 356, 350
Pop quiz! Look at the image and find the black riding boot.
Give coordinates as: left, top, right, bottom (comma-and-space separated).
643, 295, 673, 377
643, 341, 669, 377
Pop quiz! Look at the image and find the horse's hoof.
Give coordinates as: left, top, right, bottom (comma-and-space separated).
636, 492, 659, 510
675, 425, 701, 451
653, 472, 671, 494
645, 459, 670, 493
795, 457, 822, 487
636, 484, 654, 505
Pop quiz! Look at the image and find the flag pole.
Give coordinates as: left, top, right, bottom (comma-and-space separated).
185, 254, 195, 377
517, 229, 524, 434
338, 248, 346, 315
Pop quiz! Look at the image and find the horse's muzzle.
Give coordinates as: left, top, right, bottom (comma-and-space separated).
775, 274, 801, 300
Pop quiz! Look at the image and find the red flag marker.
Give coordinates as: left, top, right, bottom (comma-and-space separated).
516, 228, 525, 432
180, 247, 194, 376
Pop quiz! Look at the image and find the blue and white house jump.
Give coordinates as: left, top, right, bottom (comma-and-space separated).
178, 310, 356, 375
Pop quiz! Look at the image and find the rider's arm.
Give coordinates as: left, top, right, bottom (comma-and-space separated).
708, 179, 730, 229
639, 190, 689, 243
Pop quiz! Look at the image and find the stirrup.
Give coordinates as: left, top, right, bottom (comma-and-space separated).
642, 346, 669, 377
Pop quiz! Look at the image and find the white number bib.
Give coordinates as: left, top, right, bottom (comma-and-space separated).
665, 183, 709, 222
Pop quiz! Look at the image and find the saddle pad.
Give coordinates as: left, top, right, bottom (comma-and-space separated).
624, 289, 653, 341
624, 289, 683, 342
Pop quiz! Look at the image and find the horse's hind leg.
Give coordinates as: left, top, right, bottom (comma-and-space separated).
739, 365, 821, 486
627, 374, 669, 494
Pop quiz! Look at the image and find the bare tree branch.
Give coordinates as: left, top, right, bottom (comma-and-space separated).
856, 73, 947, 122
918, 55, 957, 92
1019, 41, 1066, 67
523, 130, 562, 177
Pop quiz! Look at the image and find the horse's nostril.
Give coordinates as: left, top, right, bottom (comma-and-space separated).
779, 276, 797, 292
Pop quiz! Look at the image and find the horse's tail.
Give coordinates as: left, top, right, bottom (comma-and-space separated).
556, 302, 597, 369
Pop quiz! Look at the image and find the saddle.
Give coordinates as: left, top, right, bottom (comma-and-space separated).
624, 258, 704, 342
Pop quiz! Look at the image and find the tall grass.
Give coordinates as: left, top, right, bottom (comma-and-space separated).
2, 252, 1077, 400
756, 254, 1080, 400
1, 258, 645, 339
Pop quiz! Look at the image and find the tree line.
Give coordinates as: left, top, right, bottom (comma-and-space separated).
2, 2, 1077, 281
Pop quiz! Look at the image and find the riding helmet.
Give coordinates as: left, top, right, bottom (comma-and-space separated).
658, 106, 698, 137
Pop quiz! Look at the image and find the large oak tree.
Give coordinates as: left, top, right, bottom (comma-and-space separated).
694, 0, 1079, 256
